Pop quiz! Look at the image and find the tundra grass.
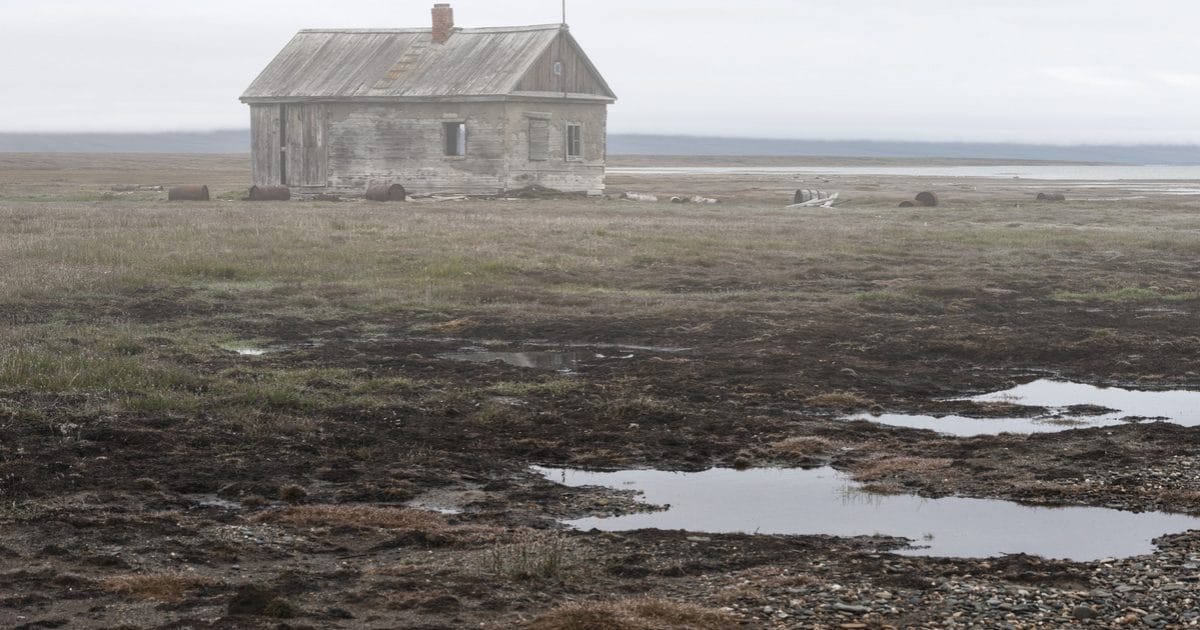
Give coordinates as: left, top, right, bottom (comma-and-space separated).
3, 194, 1199, 318
2, 155, 1200, 422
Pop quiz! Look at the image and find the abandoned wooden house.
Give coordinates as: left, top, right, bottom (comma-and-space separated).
240, 3, 616, 197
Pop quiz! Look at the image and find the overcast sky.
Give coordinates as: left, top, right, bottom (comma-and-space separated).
2, 0, 1199, 143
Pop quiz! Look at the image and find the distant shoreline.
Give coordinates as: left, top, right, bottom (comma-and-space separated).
1, 131, 1198, 165
606, 154, 1095, 168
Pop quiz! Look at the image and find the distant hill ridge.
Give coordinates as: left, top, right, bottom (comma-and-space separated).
0, 130, 251, 154
1, 130, 1198, 164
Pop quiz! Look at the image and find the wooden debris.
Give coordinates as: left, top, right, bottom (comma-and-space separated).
111, 185, 164, 192
1037, 192, 1066, 201
672, 194, 715, 204
786, 193, 840, 209
504, 184, 578, 199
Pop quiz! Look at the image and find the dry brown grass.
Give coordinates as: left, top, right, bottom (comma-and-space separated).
769, 435, 835, 458
425, 317, 477, 333
850, 456, 955, 482
277, 484, 308, 503
1155, 488, 1200, 505
475, 531, 586, 581
525, 597, 739, 630
806, 391, 874, 410
101, 571, 219, 601
251, 504, 450, 530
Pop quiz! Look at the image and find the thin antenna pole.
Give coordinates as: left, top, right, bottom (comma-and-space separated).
561, 0, 566, 25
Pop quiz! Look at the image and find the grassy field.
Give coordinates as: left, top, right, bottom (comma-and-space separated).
4, 169, 1198, 425
3, 156, 1198, 416
2, 153, 1200, 627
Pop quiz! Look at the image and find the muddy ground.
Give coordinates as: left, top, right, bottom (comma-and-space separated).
1, 154, 1199, 628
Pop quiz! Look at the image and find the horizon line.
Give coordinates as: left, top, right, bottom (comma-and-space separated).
2, 129, 1200, 149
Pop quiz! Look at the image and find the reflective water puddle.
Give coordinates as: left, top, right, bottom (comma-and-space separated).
440, 350, 589, 371
221, 344, 268, 356
438, 345, 672, 371
404, 501, 463, 515
185, 494, 243, 510
534, 466, 1200, 561
848, 379, 1200, 437
436, 340, 690, 372
564, 342, 691, 353
846, 413, 1101, 437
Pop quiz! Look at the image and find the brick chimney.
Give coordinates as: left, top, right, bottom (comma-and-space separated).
431, 3, 454, 44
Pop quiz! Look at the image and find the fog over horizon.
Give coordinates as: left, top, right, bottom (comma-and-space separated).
3, 1, 1199, 144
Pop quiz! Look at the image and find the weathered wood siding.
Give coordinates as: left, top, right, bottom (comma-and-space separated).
504, 102, 607, 194
253, 100, 605, 195
326, 102, 507, 194
283, 104, 328, 187
514, 33, 611, 97
250, 105, 282, 186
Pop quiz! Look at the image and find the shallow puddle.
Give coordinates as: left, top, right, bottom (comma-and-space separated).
221, 344, 268, 356
404, 501, 463, 515
534, 466, 1200, 561
440, 350, 587, 371
848, 379, 1200, 437
845, 413, 1103, 437
185, 494, 242, 510
564, 342, 691, 353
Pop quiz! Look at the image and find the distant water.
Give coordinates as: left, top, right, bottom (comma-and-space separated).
4, 131, 1200, 164
609, 135, 1200, 165
608, 164, 1200, 181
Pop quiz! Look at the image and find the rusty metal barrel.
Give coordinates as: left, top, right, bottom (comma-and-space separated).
915, 191, 939, 207
248, 185, 291, 201
794, 189, 826, 204
365, 184, 406, 202
898, 200, 916, 208
168, 185, 209, 201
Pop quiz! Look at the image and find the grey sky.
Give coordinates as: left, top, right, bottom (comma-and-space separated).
2, 0, 1198, 143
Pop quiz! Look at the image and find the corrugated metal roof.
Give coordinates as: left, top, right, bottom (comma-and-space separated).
241, 26, 600, 101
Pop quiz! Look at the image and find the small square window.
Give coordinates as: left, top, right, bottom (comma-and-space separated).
566, 124, 582, 159
444, 122, 466, 156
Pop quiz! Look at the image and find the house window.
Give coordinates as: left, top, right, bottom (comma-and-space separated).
528, 119, 549, 161
566, 124, 582, 159
444, 122, 466, 156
